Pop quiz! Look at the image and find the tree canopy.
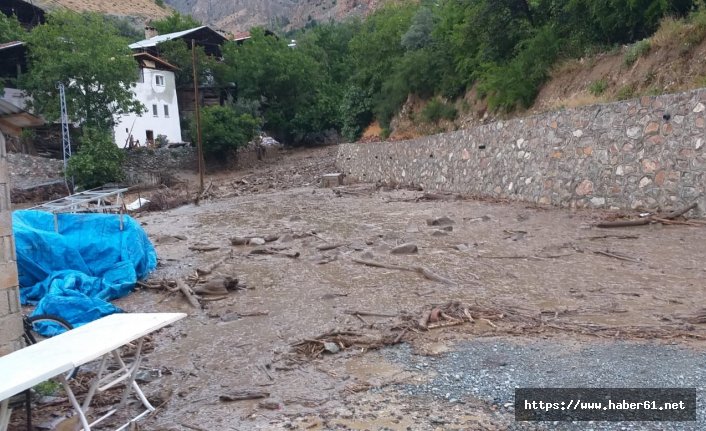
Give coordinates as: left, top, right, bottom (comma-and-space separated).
151, 11, 201, 35
21, 11, 144, 130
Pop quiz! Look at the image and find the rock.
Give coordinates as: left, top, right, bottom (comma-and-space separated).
426, 216, 455, 226
323, 342, 340, 354
441, 225, 453, 231
248, 237, 266, 246
431, 230, 449, 237
575, 179, 594, 196
289, 215, 302, 222
276, 234, 294, 243
230, 236, 249, 246
455, 244, 470, 252
391, 243, 418, 254
258, 399, 281, 410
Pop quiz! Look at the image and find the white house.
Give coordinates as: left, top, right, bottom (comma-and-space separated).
114, 53, 182, 148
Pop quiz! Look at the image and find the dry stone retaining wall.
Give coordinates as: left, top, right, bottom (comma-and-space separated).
337, 90, 706, 216
0, 132, 24, 357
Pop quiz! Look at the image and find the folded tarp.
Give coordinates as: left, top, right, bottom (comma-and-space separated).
13, 210, 157, 335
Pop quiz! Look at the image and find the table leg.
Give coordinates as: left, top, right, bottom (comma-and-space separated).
0, 399, 12, 431
58, 374, 92, 431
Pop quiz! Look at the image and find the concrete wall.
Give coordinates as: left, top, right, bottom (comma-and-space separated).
114, 68, 183, 148
337, 89, 706, 216
0, 131, 24, 357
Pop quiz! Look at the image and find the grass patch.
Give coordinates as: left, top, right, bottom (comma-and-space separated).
588, 79, 608, 96
34, 380, 61, 396
623, 39, 651, 66
616, 85, 636, 101
420, 99, 457, 123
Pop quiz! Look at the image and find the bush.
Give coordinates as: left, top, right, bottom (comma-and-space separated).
616, 84, 636, 100
420, 99, 457, 123
193, 106, 261, 158
588, 79, 608, 96
623, 39, 651, 66
66, 128, 125, 189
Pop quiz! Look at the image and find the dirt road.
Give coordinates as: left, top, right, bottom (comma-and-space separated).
23, 146, 706, 430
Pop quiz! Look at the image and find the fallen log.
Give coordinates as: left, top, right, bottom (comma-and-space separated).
343, 310, 397, 318
219, 390, 270, 402
351, 257, 455, 285
249, 247, 300, 258
316, 243, 347, 251
196, 253, 232, 276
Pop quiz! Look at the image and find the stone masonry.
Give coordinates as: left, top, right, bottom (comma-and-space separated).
0, 131, 24, 357
337, 89, 706, 216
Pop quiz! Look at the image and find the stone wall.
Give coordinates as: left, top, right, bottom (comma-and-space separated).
123, 146, 197, 187
0, 131, 24, 357
337, 90, 706, 216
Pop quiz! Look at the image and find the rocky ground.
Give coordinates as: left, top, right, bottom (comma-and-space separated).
12, 145, 706, 430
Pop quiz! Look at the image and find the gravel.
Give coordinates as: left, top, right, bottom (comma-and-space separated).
383, 337, 706, 430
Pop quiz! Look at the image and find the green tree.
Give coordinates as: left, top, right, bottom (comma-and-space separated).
0, 13, 23, 43
192, 105, 260, 157
155, 39, 220, 88
66, 128, 125, 189
21, 11, 144, 130
222, 27, 329, 143
151, 11, 201, 34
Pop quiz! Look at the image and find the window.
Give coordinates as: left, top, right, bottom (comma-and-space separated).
155, 74, 164, 86
152, 104, 158, 117
164, 105, 169, 118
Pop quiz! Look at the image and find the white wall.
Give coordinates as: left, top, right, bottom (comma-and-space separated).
1, 87, 31, 110
114, 68, 182, 148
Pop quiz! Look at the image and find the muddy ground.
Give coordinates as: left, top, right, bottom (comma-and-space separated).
16, 145, 706, 430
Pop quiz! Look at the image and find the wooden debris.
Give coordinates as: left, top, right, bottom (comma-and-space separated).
249, 247, 300, 258
176, 279, 201, 308
219, 390, 270, 402
196, 253, 232, 276
316, 243, 347, 251
351, 257, 455, 285
593, 250, 641, 263
189, 244, 220, 252
596, 202, 699, 228
343, 310, 397, 318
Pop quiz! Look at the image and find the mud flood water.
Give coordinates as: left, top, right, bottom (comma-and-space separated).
17, 147, 706, 430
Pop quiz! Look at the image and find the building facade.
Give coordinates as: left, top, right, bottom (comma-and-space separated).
114, 53, 182, 148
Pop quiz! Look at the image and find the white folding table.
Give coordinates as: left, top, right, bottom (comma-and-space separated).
0, 312, 186, 431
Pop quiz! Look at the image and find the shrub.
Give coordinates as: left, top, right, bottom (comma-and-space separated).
623, 39, 651, 66
420, 99, 457, 123
192, 106, 261, 158
588, 79, 608, 96
66, 128, 125, 189
616, 85, 636, 100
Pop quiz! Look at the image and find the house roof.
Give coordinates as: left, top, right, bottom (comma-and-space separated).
128, 26, 227, 50
133, 52, 178, 71
232, 31, 251, 42
0, 99, 43, 134
0, 41, 24, 51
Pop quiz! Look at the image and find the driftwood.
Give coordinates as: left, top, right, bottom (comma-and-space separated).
219, 390, 270, 402
343, 310, 397, 318
593, 250, 640, 263
176, 279, 201, 308
596, 202, 699, 228
196, 253, 232, 276
249, 247, 300, 258
316, 243, 347, 251
189, 244, 220, 252
351, 257, 455, 285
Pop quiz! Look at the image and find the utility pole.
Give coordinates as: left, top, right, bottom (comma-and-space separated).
58, 82, 73, 191
192, 39, 205, 196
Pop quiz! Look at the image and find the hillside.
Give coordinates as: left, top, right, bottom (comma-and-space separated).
164, 0, 384, 33
32, 0, 171, 22
388, 16, 706, 141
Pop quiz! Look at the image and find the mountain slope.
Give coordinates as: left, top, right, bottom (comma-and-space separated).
165, 0, 383, 33
32, 0, 171, 22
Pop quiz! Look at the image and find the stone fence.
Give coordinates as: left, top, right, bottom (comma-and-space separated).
337, 89, 706, 216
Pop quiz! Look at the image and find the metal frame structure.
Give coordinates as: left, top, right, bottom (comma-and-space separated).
30, 187, 128, 231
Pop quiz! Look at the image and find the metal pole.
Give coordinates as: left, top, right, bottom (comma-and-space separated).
192, 39, 205, 195
58, 82, 73, 191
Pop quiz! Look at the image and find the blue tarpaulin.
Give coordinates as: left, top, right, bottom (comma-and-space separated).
13, 210, 157, 335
